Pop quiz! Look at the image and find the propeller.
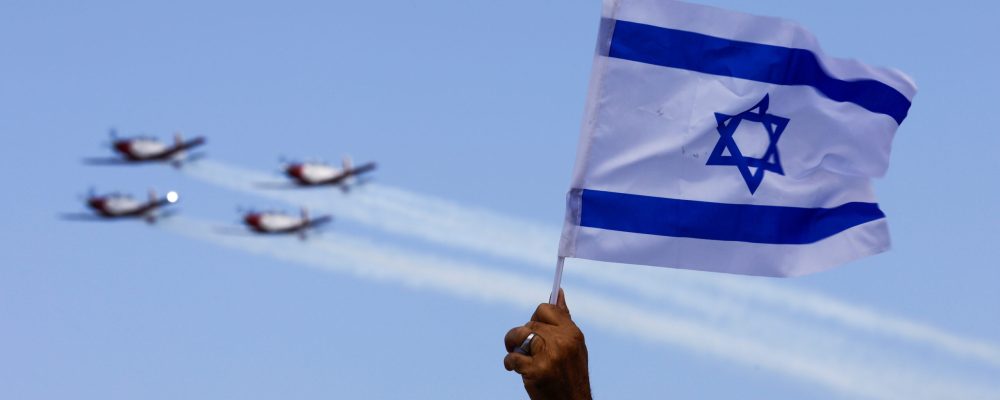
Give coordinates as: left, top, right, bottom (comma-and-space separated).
77, 186, 97, 201
235, 206, 250, 225
100, 128, 119, 150
277, 155, 293, 175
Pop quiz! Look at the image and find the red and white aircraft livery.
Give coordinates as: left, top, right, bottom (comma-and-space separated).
242, 208, 332, 240
86, 129, 206, 168
63, 189, 180, 224
283, 156, 376, 191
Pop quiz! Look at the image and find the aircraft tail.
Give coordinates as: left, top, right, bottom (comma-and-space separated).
144, 189, 159, 224
303, 206, 333, 234
297, 207, 312, 241
353, 162, 377, 175
171, 132, 208, 168
171, 132, 187, 168
177, 135, 207, 166
340, 161, 375, 194
182, 135, 207, 148
150, 188, 172, 207
342, 156, 353, 172
310, 215, 334, 228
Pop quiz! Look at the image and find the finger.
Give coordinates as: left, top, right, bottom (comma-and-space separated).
504, 325, 533, 353
511, 323, 550, 356
557, 288, 570, 315
531, 303, 568, 326
523, 327, 546, 356
503, 352, 532, 373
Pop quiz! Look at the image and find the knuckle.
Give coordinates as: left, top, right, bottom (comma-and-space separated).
532, 304, 548, 318
530, 334, 545, 354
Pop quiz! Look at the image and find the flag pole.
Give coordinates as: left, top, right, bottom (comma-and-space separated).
548, 256, 565, 304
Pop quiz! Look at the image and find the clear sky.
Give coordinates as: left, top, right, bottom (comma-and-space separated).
2, 0, 998, 399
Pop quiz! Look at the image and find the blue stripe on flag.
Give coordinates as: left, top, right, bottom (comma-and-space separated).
579, 189, 885, 244
609, 20, 911, 124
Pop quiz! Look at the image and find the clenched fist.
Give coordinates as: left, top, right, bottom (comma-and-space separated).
504, 289, 592, 400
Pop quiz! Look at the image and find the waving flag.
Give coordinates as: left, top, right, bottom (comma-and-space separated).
557, 0, 917, 277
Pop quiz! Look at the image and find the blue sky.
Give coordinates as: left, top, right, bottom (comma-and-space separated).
2, 0, 998, 399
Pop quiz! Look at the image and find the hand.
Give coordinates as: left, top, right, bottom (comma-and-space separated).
504, 289, 592, 400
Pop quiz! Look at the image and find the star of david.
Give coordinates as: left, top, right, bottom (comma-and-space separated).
706, 94, 790, 194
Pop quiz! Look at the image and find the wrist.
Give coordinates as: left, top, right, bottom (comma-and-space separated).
525, 375, 592, 400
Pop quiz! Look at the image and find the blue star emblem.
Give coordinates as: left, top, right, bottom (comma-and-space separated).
706, 94, 790, 194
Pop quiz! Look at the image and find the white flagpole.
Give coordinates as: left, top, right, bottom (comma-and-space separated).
548, 256, 566, 304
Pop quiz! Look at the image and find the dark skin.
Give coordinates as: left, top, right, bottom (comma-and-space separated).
504, 289, 592, 400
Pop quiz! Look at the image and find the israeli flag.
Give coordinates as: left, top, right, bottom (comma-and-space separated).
558, 0, 917, 277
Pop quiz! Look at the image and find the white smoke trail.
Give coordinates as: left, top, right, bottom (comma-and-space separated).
182, 160, 1000, 368
160, 216, 1000, 400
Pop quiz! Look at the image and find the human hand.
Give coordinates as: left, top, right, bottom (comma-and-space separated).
504, 289, 592, 400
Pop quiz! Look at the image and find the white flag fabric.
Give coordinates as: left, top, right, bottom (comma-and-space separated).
558, 0, 917, 277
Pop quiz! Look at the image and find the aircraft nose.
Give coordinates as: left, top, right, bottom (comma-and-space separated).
244, 214, 261, 226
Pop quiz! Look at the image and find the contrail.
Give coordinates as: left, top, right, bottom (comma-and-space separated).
160, 216, 1000, 400
182, 160, 1000, 368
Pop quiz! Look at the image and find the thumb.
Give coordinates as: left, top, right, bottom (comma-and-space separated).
557, 288, 569, 313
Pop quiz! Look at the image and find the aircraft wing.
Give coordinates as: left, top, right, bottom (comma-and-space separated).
254, 181, 302, 189
184, 152, 208, 163
318, 174, 350, 185
58, 213, 108, 221
213, 226, 257, 236
157, 208, 181, 219
82, 157, 132, 165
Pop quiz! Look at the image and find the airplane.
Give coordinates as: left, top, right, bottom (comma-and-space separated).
85, 128, 206, 168
61, 188, 180, 224
240, 207, 333, 240
279, 156, 376, 192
